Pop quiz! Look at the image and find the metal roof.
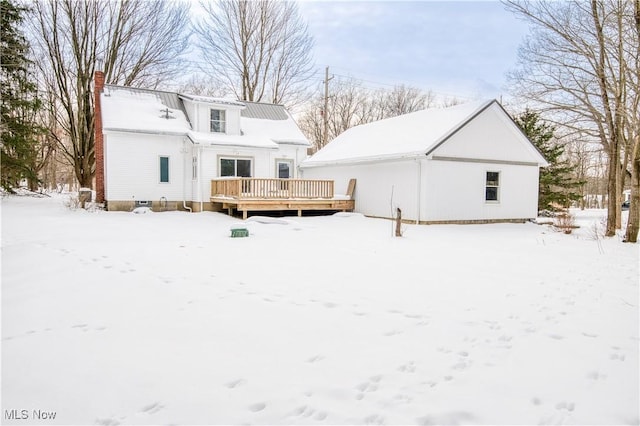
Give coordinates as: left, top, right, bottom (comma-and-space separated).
241, 102, 289, 120
103, 85, 191, 126
103, 85, 291, 123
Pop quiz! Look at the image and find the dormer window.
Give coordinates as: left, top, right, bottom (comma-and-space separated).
210, 109, 226, 133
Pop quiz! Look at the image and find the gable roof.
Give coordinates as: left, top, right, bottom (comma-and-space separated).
100, 85, 309, 147
301, 99, 546, 167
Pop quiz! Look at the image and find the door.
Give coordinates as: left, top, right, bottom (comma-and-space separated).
276, 160, 293, 192
277, 160, 293, 179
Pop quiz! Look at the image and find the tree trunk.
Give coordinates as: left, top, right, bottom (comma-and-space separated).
624, 155, 640, 242
605, 143, 620, 236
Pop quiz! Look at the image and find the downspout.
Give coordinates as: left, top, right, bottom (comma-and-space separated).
199, 144, 203, 212
182, 138, 192, 213
416, 158, 422, 224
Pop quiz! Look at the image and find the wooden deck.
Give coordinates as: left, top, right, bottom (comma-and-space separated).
211, 178, 355, 219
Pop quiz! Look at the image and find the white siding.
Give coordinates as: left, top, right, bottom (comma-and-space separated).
194, 144, 307, 202
104, 132, 190, 201
181, 99, 242, 135
433, 103, 542, 164
302, 160, 420, 221
422, 159, 539, 221
303, 158, 539, 222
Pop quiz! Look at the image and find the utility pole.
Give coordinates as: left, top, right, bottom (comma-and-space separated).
322, 66, 333, 149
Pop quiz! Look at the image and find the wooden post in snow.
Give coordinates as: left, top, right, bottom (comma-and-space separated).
395, 208, 402, 237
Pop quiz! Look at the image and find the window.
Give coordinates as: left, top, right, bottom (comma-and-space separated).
485, 171, 499, 202
192, 156, 198, 180
159, 156, 169, 183
210, 109, 226, 133
220, 158, 252, 177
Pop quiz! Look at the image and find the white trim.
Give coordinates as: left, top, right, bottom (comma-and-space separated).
485, 170, 500, 203
432, 156, 541, 167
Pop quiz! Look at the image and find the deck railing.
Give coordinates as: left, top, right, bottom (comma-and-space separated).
211, 178, 334, 199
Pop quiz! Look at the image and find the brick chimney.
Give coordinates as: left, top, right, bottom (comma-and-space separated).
94, 71, 105, 203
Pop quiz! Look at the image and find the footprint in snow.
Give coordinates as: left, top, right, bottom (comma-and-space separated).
248, 402, 266, 412
225, 378, 246, 389
291, 405, 328, 421
140, 402, 163, 415
586, 371, 606, 381
364, 414, 385, 425
355, 375, 382, 400
610, 353, 626, 361
451, 360, 470, 371
306, 355, 325, 363
555, 401, 575, 412
394, 394, 413, 403
397, 361, 416, 373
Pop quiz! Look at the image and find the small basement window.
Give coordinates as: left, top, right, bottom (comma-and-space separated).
485, 171, 500, 202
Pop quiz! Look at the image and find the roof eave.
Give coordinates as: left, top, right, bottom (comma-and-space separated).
300, 151, 425, 168
103, 127, 188, 137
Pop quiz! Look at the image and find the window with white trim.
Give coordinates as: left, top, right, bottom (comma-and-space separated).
485, 171, 500, 202
220, 157, 252, 177
210, 109, 226, 133
159, 156, 170, 183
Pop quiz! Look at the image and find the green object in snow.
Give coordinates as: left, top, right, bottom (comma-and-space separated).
231, 228, 249, 238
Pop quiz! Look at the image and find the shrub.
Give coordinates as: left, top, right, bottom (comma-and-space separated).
554, 212, 576, 234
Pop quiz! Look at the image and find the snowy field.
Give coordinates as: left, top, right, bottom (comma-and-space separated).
1, 194, 638, 425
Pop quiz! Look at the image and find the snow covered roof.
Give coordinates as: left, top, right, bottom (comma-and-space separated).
100, 85, 309, 147
187, 115, 309, 149
101, 86, 191, 135
301, 100, 519, 167
178, 93, 246, 108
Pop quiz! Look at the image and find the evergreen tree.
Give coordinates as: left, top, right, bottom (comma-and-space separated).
514, 109, 583, 211
1, 0, 42, 191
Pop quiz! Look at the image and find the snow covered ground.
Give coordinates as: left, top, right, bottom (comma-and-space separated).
2, 194, 638, 425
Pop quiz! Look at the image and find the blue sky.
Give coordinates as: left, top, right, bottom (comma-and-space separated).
297, 1, 531, 101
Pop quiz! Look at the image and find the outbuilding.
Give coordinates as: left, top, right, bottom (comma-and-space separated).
300, 100, 548, 224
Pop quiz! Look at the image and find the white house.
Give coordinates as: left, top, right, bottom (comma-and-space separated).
300, 100, 549, 224
94, 72, 310, 212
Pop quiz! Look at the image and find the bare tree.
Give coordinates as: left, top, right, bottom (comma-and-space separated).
195, 0, 314, 106
504, 0, 639, 238
299, 78, 438, 151
28, 0, 190, 188
175, 74, 229, 98
377, 84, 436, 118
564, 136, 602, 209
